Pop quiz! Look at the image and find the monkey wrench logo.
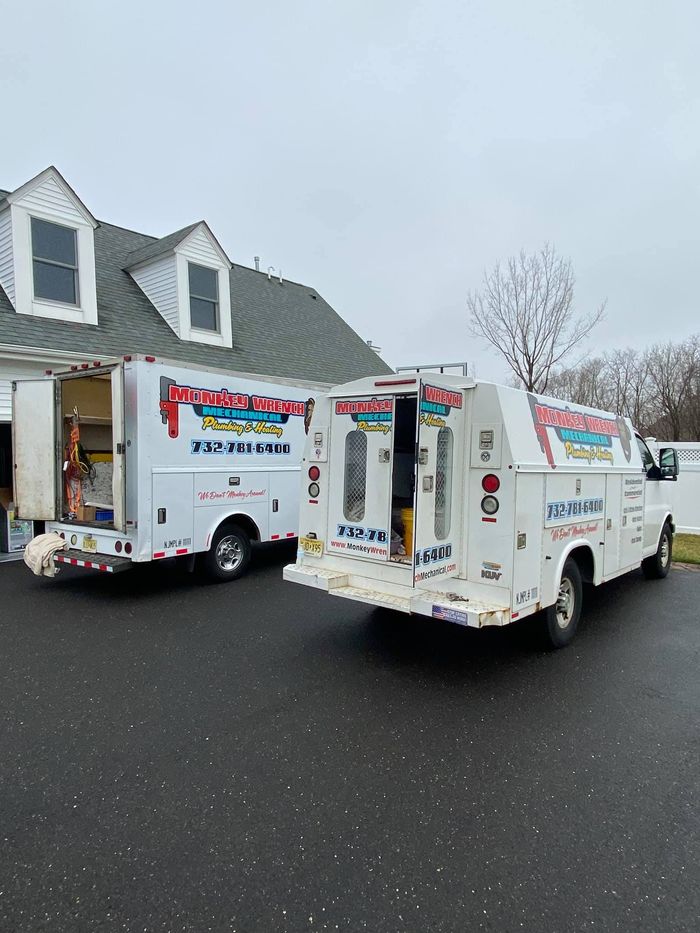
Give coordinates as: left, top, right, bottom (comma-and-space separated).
159, 376, 309, 439
526, 393, 632, 468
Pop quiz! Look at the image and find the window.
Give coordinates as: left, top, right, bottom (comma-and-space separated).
434, 427, 454, 539
343, 430, 367, 521
189, 262, 219, 331
636, 436, 655, 473
31, 217, 79, 305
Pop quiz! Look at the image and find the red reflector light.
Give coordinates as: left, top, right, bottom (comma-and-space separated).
482, 474, 500, 493
123, 355, 132, 362
81, 363, 89, 369
70, 365, 78, 371
145, 356, 156, 362
115, 540, 122, 553
308, 465, 320, 481
45, 369, 52, 375
374, 378, 416, 386
92, 361, 101, 367
124, 542, 132, 555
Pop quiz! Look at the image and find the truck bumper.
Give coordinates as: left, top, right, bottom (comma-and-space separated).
283, 563, 511, 628
54, 550, 132, 573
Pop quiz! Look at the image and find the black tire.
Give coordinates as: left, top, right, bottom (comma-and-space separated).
642, 523, 672, 580
543, 558, 583, 649
202, 524, 252, 582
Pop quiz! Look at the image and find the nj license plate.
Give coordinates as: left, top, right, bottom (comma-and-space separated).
82, 535, 97, 553
299, 536, 323, 556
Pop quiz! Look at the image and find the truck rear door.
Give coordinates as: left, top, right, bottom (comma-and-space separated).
12, 378, 58, 520
111, 363, 126, 532
412, 378, 467, 586
327, 394, 395, 561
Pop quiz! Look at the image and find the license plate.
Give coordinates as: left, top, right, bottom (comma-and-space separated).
82, 535, 97, 553
299, 536, 323, 556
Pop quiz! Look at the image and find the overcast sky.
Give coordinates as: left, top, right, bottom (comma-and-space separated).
2, 0, 698, 379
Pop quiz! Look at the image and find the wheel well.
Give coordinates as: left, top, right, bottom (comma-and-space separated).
215, 514, 260, 543
568, 544, 595, 584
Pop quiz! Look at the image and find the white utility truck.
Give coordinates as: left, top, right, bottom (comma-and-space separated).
13, 355, 326, 579
283, 373, 679, 647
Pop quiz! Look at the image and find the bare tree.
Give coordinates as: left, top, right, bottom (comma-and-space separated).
645, 338, 700, 440
467, 244, 605, 392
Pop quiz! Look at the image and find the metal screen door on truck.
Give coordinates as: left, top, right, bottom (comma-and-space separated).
412, 378, 466, 587
327, 394, 395, 562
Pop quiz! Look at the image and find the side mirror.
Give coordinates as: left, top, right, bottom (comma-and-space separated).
659, 447, 679, 480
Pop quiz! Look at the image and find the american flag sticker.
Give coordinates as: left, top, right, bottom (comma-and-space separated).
432, 605, 468, 625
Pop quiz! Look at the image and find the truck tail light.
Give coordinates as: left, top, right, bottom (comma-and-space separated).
115, 540, 123, 553
308, 482, 320, 498
308, 466, 320, 481
481, 495, 499, 515
482, 474, 500, 493
124, 542, 132, 555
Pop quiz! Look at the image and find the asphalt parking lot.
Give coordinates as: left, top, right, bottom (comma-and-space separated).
1, 546, 698, 933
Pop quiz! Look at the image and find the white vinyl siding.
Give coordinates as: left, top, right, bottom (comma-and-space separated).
0, 210, 14, 306
0, 361, 54, 421
130, 255, 179, 335
18, 174, 88, 226
178, 226, 225, 268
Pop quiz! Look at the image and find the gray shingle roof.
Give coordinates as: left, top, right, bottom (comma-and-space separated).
0, 194, 392, 384
122, 222, 201, 269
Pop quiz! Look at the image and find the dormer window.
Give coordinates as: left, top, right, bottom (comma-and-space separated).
31, 217, 79, 306
125, 221, 232, 348
0, 166, 99, 325
188, 262, 219, 332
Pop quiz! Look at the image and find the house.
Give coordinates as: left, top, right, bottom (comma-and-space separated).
0, 166, 392, 490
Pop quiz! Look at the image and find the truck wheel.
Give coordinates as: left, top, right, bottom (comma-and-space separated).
543, 558, 582, 649
203, 524, 251, 582
642, 523, 672, 580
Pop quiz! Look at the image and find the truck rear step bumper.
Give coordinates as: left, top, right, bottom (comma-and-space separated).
55, 550, 132, 573
283, 563, 510, 627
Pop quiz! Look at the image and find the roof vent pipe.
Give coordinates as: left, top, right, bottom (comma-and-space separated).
278, 269, 283, 284
267, 266, 275, 280
254, 256, 260, 271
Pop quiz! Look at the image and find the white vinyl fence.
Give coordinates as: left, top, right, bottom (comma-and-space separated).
651, 441, 700, 535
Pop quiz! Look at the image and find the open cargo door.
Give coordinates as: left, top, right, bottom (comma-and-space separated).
412, 378, 467, 587
12, 378, 57, 520
111, 363, 126, 532
326, 393, 395, 561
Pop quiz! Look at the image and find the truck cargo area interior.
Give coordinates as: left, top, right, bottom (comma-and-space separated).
390, 394, 417, 563
60, 372, 115, 529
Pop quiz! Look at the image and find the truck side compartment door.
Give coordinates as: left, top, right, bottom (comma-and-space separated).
603, 475, 621, 576
152, 472, 194, 559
